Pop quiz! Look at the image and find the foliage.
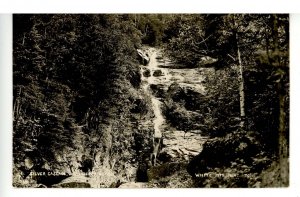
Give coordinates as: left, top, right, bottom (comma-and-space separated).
131, 14, 166, 46
187, 130, 273, 187
163, 15, 209, 66
163, 14, 289, 149
162, 14, 289, 187
13, 14, 289, 188
13, 14, 151, 187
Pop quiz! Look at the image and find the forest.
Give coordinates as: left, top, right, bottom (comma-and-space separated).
13, 14, 289, 188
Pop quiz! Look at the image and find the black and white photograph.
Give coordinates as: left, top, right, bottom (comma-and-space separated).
12, 14, 289, 188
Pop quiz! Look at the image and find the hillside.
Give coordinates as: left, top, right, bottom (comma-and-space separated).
13, 14, 289, 188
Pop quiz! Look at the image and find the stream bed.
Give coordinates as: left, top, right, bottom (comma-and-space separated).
140, 47, 209, 163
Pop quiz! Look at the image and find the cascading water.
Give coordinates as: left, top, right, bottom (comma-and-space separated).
147, 48, 167, 138
151, 98, 163, 138
140, 47, 208, 164
140, 48, 169, 165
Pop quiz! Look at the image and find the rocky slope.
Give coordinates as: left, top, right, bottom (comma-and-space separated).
139, 47, 210, 165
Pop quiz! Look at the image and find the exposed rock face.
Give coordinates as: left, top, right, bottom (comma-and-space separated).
159, 130, 208, 162
137, 49, 150, 65
167, 83, 186, 101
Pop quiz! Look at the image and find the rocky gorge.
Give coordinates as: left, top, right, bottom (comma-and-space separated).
13, 14, 289, 188
67, 47, 211, 188
14, 47, 213, 188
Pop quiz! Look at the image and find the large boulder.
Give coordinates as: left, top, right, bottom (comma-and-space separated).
143, 68, 151, 77
167, 83, 185, 102
198, 56, 218, 67
137, 49, 150, 65
159, 130, 207, 163
183, 87, 205, 111
153, 69, 164, 77
166, 82, 205, 111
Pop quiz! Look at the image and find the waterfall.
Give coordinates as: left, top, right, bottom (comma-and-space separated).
140, 48, 168, 139
151, 97, 163, 138
139, 47, 208, 165
140, 48, 169, 165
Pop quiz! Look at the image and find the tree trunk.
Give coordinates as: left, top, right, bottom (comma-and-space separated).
233, 15, 246, 129
237, 41, 246, 129
272, 14, 288, 186
278, 82, 289, 186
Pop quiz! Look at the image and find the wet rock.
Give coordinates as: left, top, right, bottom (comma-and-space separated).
137, 49, 150, 65
153, 69, 164, 77
166, 82, 205, 112
155, 55, 164, 61
143, 69, 151, 77
168, 82, 204, 100
149, 84, 166, 98
198, 56, 218, 67
157, 152, 173, 163
167, 83, 185, 102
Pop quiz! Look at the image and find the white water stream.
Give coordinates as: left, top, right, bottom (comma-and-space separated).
140, 47, 208, 162
144, 48, 168, 138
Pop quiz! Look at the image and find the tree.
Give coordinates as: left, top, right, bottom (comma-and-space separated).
231, 14, 246, 129
269, 14, 289, 186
